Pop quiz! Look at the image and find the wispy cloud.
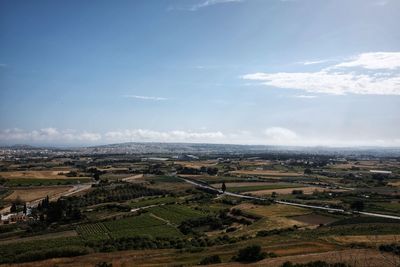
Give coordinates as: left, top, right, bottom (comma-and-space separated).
0, 128, 101, 143
123, 95, 168, 101
105, 129, 225, 143
291, 95, 318, 99
242, 52, 400, 95
334, 52, 400, 70
300, 59, 332, 66
169, 0, 243, 11
264, 127, 298, 145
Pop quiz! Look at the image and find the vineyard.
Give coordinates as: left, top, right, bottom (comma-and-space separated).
77, 213, 182, 240
148, 204, 206, 224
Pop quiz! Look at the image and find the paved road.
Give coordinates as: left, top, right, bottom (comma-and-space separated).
180, 177, 400, 221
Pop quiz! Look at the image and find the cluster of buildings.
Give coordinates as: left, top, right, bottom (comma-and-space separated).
0, 208, 32, 225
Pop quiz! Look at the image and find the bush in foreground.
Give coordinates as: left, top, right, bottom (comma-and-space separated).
199, 255, 221, 265
232, 245, 275, 263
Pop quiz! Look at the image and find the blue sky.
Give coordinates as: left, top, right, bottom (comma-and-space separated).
0, 0, 399, 146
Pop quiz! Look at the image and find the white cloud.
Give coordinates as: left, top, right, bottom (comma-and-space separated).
0, 128, 101, 143
335, 52, 400, 70
291, 95, 318, 99
302, 60, 331, 65
169, 0, 243, 11
242, 52, 400, 95
104, 129, 225, 143
263, 127, 299, 145
123, 95, 168, 101
1, 127, 399, 147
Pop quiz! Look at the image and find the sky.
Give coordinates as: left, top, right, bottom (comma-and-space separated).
0, 0, 399, 147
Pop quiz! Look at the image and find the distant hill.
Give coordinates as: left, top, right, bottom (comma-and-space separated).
2, 142, 400, 156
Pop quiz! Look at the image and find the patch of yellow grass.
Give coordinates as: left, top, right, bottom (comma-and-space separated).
0, 170, 73, 179
330, 234, 400, 245
5, 186, 73, 202
236, 203, 310, 217
230, 170, 302, 177
247, 186, 347, 196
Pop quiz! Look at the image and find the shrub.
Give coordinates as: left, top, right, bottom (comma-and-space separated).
199, 255, 221, 265
233, 245, 266, 263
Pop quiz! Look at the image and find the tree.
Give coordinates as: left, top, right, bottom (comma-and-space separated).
233, 245, 267, 263
199, 255, 221, 265
350, 200, 364, 211
221, 182, 226, 193
304, 168, 312, 175
10, 203, 17, 213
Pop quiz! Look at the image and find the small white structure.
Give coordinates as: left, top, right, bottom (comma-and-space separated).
370, 170, 392, 174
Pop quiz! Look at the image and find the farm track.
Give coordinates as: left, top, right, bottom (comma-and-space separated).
179, 177, 400, 221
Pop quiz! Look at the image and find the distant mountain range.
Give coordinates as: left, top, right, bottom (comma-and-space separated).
3, 142, 399, 156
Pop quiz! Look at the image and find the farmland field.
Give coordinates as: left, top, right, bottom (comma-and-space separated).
4, 186, 73, 202
291, 214, 338, 225
4, 178, 90, 187
78, 213, 182, 240
129, 196, 179, 208
246, 186, 346, 196
229, 170, 303, 177
0, 170, 77, 179
228, 183, 301, 193
148, 204, 206, 224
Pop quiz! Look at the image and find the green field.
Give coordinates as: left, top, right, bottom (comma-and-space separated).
77, 213, 182, 240
0, 236, 85, 264
129, 196, 179, 208
76, 223, 110, 241
366, 202, 400, 216
148, 204, 206, 224
147, 176, 183, 183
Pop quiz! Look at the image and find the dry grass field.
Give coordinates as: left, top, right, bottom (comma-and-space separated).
178, 160, 218, 169
232, 203, 311, 234
229, 170, 303, 177
245, 186, 330, 196
291, 214, 338, 225
329, 234, 400, 245
0, 170, 73, 179
3, 242, 388, 267
389, 180, 400, 187
224, 182, 284, 187
215, 249, 394, 267
4, 186, 73, 202
235, 203, 310, 217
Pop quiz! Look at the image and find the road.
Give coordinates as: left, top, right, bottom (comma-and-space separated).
180, 177, 400, 221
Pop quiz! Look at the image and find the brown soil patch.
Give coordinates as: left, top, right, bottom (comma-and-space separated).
291, 214, 338, 225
